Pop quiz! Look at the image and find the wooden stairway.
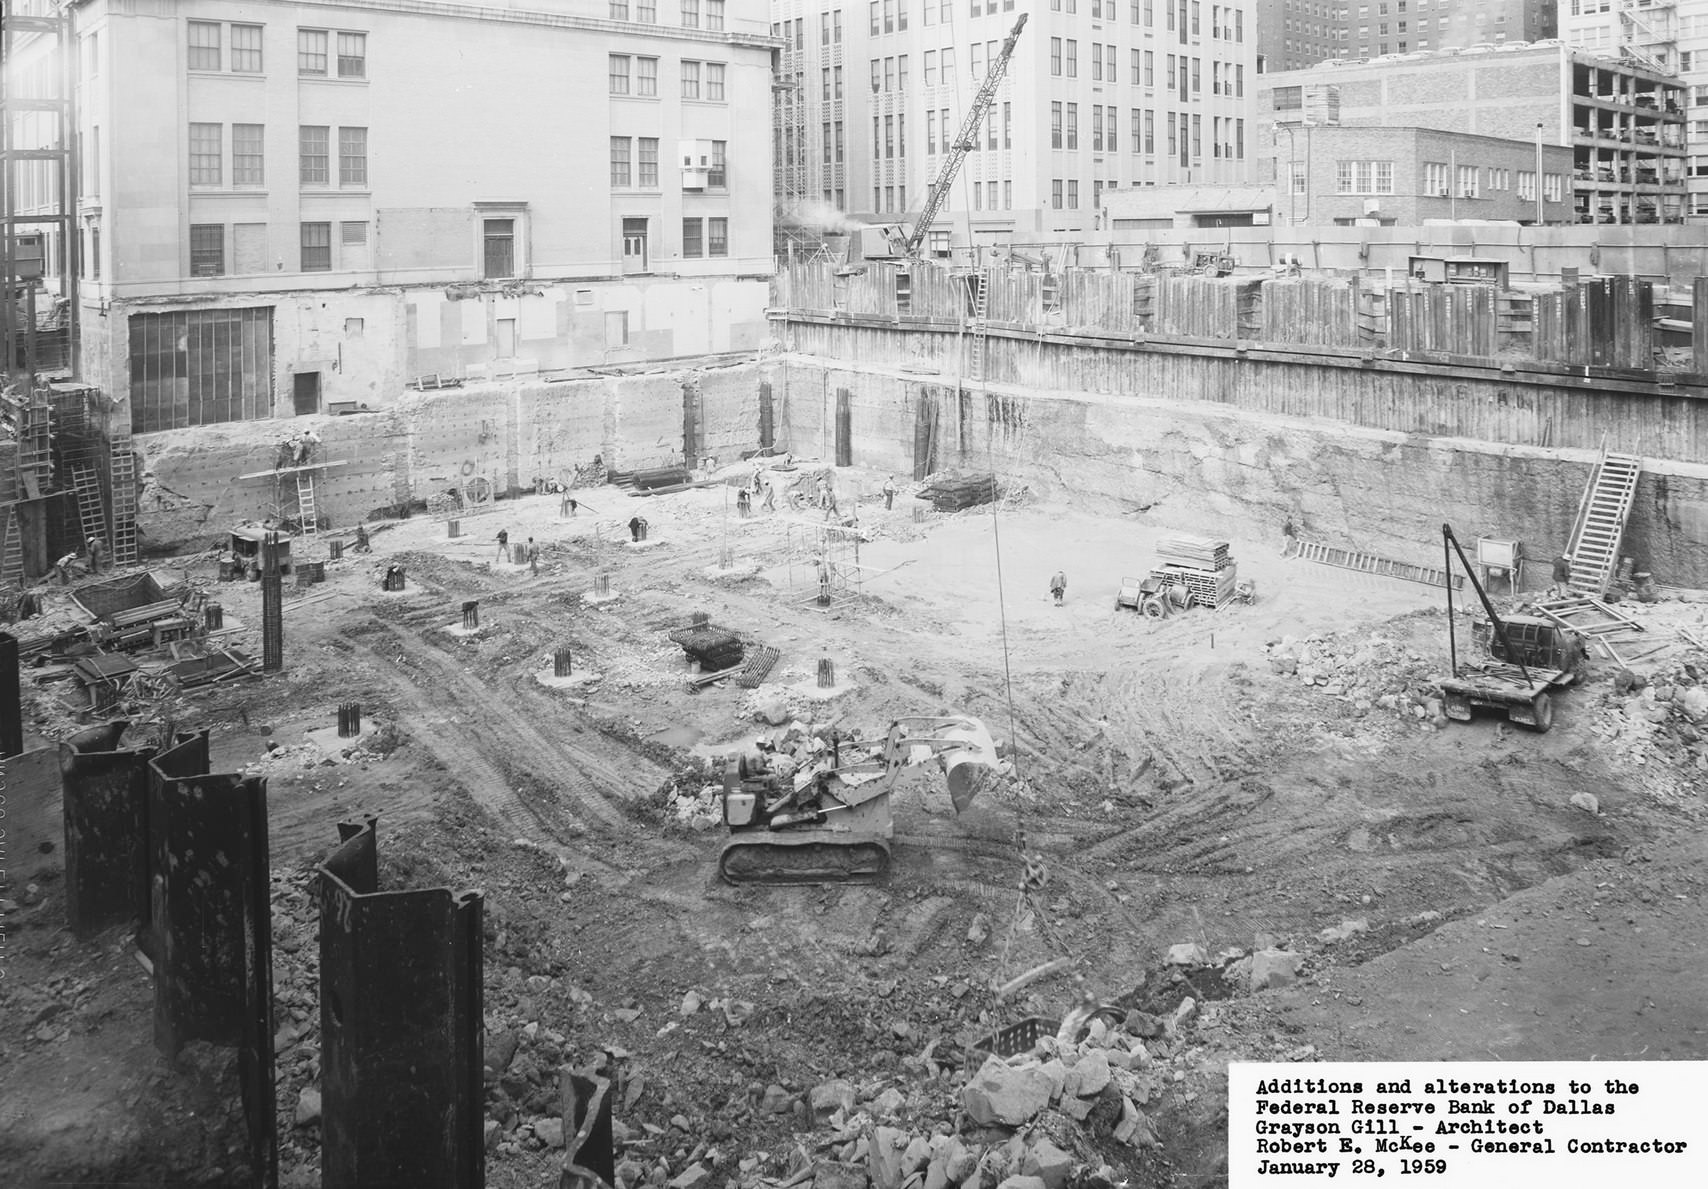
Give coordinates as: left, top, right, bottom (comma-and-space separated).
966, 269, 990, 384
1565, 449, 1642, 597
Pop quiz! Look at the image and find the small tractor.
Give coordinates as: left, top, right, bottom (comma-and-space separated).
1116, 575, 1255, 617
1439, 524, 1585, 733
718, 715, 1008, 884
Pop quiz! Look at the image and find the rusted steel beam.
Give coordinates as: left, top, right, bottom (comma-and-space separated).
148, 730, 277, 1188
318, 818, 485, 1189
60, 719, 154, 937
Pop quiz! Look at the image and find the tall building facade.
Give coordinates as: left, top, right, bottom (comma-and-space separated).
772, 1, 1258, 244
1255, 0, 1555, 74
45, 0, 777, 432
1560, 0, 1708, 221
1256, 42, 1688, 224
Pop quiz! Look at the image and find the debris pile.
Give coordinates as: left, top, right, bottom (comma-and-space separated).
1587, 662, 1708, 799
1264, 630, 1446, 723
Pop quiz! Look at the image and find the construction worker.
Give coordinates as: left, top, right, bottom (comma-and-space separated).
1050, 570, 1067, 606
628, 515, 645, 542
353, 524, 372, 553
496, 527, 510, 562
1281, 517, 1298, 558
86, 535, 106, 574
54, 550, 81, 584
1550, 553, 1573, 599
760, 477, 776, 513
883, 475, 897, 511
526, 537, 540, 575
737, 486, 752, 518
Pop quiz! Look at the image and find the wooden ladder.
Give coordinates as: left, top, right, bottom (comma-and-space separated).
1565, 448, 1642, 597
295, 471, 320, 550
109, 442, 140, 566
1, 504, 22, 591
966, 268, 990, 384
68, 460, 108, 546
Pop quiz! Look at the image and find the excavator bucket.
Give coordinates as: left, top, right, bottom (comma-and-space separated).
937, 718, 1007, 813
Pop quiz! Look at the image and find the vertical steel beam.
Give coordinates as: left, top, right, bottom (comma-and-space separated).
59, 719, 152, 935
318, 818, 485, 1189
148, 730, 277, 1189
0, 630, 20, 757
261, 530, 282, 671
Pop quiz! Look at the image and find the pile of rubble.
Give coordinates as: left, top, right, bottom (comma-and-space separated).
1263, 628, 1446, 724
1586, 662, 1708, 800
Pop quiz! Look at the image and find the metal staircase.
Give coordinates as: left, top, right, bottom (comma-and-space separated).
1565, 448, 1642, 597
295, 471, 320, 550
108, 443, 138, 566
68, 460, 107, 547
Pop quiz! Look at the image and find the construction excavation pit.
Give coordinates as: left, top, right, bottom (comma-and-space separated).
4, 289, 1708, 1189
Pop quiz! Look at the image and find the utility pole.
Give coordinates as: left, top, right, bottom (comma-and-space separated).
1534, 122, 1545, 227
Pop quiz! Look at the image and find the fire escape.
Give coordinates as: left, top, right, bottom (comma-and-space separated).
1617, 0, 1677, 75
771, 15, 815, 257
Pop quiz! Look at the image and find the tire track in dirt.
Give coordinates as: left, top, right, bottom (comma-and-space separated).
358, 617, 659, 835
340, 632, 631, 881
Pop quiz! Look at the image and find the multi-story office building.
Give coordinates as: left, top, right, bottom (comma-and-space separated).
1254, 0, 1555, 74
771, 1, 1259, 245
1559, 0, 1708, 221
1257, 42, 1687, 223
28, 0, 777, 431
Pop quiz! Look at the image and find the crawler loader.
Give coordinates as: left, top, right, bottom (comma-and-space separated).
717, 716, 1009, 885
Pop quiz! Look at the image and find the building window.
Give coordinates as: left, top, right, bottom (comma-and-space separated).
683, 0, 700, 28
710, 140, 727, 187
610, 54, 631, 93
637, 0, 656, 20
707, 62, 726, 101
683, 217, 704, 257
299, 126, 329, 184
337, 32, 366, 78
1336, 159, 1395, 195
611, 0, 630, 17
637, 57, 658, 95
190, 224, 224, 276
342, 221, 368, 247
1454, 163, 1478, 198
1066, 103, 1078, 149
1068, 179, 1079, 208
1052, 179, 1063, 209
189, 122, 221, 185
708, 0, 725, 30
483, 218, 515, 277
1051, 38, 1062, 76
708, 216, 728, 256
233, 124, 264, 186
339, 127, 367, 186
301, 222, 332, 271
231, 24, 263, 72
1517, 170, 1536, 201
298, 29, 328, 75
682, 60, 701, 100
1051, 102, 1062, 148
188, 21, 221, 70
1423, 161, 1447, 196
1544, 173, 1563, 202
620, 138, 650, 189
611, 136, 632, 186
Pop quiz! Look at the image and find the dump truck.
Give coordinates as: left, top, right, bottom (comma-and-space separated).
1440, 523, 1585, 733
718, 715, 1008, 884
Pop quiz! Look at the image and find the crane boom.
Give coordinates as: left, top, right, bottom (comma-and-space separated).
898, 12, 1027, 261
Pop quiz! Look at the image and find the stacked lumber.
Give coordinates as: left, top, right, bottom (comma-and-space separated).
919, 474, 1000, 512
1155, 535, 1232, 570
1150, 561, 1240, 609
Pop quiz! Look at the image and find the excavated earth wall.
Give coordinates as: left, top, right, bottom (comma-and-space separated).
131, 360, 783, 548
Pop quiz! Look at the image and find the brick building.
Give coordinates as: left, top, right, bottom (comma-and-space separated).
1256, 41, 1687, 224
1254, 0, 1555, 74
